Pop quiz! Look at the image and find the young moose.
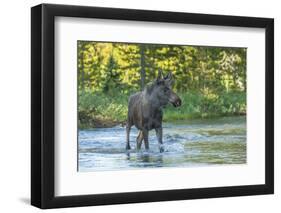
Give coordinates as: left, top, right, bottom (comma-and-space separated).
126, 71, 182, 152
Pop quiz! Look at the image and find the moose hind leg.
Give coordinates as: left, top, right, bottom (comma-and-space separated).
126, 124, 131, 150
155, 127, 164, 153
136, 131, 143, 150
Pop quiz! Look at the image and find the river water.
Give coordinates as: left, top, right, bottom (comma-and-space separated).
78, 116, 246, 172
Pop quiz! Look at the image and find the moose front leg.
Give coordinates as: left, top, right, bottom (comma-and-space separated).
143, 129, 149, 150
136, 131, 143, 150
126, 124, 131, 150
155, 127, 164, 153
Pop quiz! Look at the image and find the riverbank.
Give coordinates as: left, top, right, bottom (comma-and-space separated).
78, 91, 246, 129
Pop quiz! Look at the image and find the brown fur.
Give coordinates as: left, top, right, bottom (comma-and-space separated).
126, 71, 181, 152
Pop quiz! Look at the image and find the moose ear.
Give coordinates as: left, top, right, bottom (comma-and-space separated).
164, 72, 172, 80
164, 72, 173, 86
157, 69, 163, 82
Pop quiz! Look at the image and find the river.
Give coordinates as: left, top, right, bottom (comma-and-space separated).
78, 116, 246, 172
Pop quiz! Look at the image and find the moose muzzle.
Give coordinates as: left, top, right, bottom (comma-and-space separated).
169, 92, 182, 107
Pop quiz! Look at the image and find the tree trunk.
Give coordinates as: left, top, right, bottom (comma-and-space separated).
140, 44, 146, 90
81, 51, 85, 92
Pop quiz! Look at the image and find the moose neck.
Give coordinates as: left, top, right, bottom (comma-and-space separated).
143, 87, 164, 110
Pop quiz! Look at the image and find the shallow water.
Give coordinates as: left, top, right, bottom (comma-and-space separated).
78, 116, 246, 172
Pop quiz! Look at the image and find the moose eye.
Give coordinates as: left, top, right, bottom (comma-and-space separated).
164, 87, 170, 93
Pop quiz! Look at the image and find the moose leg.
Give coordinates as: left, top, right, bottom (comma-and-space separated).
143, 130, 149, 150
126, 124, 131, 150
136, 131, 143, 150
155, 127, 164, 153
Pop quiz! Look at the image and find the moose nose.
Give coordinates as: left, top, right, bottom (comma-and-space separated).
170, 92, 182, 107
176, 98, 182, 107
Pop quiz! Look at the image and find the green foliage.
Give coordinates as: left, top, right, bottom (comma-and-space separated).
163, 91, 246, 121
78, 90, 128, 128
78, 41, 246, 94
79, 91, 246, 128
77, 41, 247, 128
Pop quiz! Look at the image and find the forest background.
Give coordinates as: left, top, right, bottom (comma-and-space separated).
77, 41, 246, 128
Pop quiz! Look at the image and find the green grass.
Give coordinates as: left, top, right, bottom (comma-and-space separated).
163, 91, 246, 121
78, 91, 128, 128
78, 90, 246, 128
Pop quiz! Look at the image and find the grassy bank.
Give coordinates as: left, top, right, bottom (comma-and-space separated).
78, 91, 246, 129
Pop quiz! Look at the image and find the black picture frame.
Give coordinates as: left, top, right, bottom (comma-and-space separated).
31, 3, 274, 209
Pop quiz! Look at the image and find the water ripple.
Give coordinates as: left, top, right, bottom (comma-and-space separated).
79, 116, 246, 172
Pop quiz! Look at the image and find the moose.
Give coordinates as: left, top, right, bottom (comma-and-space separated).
126, 71, 182, 153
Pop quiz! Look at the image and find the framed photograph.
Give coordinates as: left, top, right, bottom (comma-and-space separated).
31, 3, 274, 209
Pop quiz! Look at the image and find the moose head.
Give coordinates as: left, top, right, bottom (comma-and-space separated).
149, 70, 182, 108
